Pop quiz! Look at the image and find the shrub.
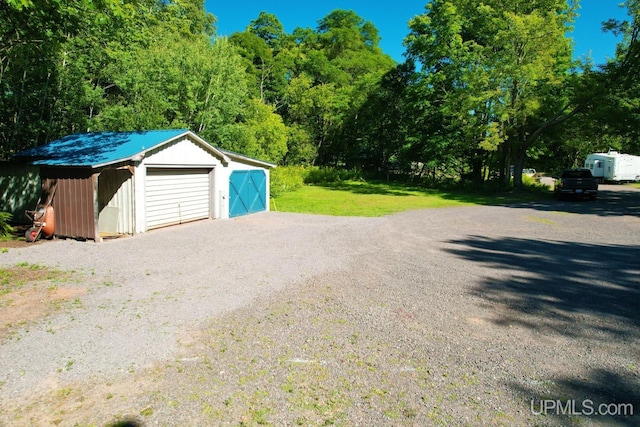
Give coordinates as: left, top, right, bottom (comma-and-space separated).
270, 166, 366, 197
270, 165, 308, 197
522, 174, 551, 193
304, 167, 362, 184
0, 212, 14, 238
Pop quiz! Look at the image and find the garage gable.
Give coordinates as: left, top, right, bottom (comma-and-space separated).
143, 135, 225, 166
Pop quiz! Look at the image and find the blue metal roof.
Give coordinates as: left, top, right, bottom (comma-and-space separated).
15, 129, 189, 167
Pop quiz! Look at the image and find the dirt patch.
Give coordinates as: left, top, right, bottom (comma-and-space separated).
0, 373, 150, 427
0, 238, 45, 249
0, 265, 82, 340
0, 224, 51, 248
0, 286, 87, 338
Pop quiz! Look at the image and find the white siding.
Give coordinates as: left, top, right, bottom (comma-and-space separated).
145, 168, 211, 229
145, 137, 220, 166
98, 169, 134, 234
214, 166, 230, 219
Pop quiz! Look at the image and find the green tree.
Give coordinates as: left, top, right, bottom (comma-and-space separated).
247, 11, 286, 50
0, 0, 96, 156
405, 0, 577, 189
0, 0, 226, 156
284, 74, 348, 165
155, 0, 216, 38
281, 10, 394, 166
585, 0, 640, 155
227, 98, 288, 163
283, 124, 315, 165
341, 64, 412, 172
229, 28, 289, 107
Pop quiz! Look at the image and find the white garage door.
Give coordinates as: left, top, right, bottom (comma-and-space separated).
146, 168, 211, 229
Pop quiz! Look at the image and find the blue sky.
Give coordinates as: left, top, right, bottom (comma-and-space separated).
205, 0, 630, 66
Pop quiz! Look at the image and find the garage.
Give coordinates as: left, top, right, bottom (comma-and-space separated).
12, 129, 275, 241
145, 168, 212, 229
229, 170, 267, 218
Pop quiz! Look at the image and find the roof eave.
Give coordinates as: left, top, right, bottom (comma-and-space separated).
221, 150, 276, 169
22, 129, 241, 168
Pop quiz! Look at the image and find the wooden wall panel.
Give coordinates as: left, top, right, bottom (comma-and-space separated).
41, 168, 97, 240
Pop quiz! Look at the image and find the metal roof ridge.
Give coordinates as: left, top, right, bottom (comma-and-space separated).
218, 148, 276, 168
14, 129, 278, 168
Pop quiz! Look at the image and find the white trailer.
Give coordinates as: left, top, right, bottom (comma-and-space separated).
584, 151, 640, 182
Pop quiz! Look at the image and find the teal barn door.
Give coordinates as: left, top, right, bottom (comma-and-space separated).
229, 170, 267, 217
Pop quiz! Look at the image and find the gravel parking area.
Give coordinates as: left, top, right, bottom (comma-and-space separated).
1, 185, 639, 426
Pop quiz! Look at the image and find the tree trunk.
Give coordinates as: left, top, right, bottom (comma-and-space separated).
512, 126, 530, 191
512, 150, 525, 191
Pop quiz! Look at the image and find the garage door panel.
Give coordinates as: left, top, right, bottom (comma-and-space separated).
229, 170, 266, 218
147, 175, 208, 188
146, 202, 206, 217
146, 168, 211, 229
146, 188, 209, 205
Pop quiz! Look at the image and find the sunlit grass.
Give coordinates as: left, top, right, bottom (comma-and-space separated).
271, 183, 467, 216
271, 180, 552, 217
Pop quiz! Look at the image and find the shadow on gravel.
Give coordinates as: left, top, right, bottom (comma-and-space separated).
107, 419, 142, 427
505, 186, 640, 217
446, 235, 640, 337
446, 235, 640, 425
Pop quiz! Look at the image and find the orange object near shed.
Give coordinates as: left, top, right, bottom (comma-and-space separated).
38, 205, 55, 237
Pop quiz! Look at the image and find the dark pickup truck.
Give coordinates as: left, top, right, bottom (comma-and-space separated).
554, 169, 598, 200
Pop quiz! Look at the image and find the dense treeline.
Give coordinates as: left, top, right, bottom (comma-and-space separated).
1, 0, 638, 189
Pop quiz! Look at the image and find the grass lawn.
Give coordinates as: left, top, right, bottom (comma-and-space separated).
271, 180, 553, 217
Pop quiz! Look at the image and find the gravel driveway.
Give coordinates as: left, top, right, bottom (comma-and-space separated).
1, 185, 639, 426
